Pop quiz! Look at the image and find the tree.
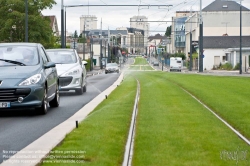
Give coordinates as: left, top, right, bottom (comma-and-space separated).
73, 30, 78, 38
165, 25, 171, 37
0, 0, 56, 47
78, 33, 87, 43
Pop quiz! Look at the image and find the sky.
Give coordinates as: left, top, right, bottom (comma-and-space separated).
41, 0, 250, 36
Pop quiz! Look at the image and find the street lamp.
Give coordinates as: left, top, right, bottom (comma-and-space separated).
61, 0, 64, 48
161, 48, 164, 71
199, 0, 203, 72
25, 0, 28, 42
239, 0, 242, 74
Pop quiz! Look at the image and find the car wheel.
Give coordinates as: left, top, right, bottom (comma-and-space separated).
49, 84, 60, 107
83, 84, 87, 92
76, 77, 84, 95
37, 87, 48, 115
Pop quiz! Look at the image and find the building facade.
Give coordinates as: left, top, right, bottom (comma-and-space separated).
184, 0, 250, 71
80, 15, 98, 33
171, 11, 197, 54
130, 16, 150, 53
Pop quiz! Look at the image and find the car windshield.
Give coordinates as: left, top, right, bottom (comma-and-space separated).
0, 46, 39, 66
46, 51, 77, 64
106, 63, 118, 67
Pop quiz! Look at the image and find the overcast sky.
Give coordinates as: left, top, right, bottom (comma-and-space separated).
41, 0, 250, 36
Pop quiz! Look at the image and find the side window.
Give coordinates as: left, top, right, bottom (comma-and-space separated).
40, 47, 49, 64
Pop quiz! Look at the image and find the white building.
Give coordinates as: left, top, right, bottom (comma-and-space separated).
202, 36, 250, 70
80, 15, 98, 33
185, 0, 250, 71
130, 16, 150, 52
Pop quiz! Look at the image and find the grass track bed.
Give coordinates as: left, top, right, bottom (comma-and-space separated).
166, 73, 250, 139
132, 72, 250, 166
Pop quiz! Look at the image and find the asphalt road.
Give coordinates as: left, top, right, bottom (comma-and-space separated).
0, 73, 120, 164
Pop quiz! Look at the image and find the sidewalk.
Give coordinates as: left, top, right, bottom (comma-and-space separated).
87, 66, 104, 77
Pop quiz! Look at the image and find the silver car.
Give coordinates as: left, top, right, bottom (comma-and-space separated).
105, 63, 119, 74
46, 49, 87, 95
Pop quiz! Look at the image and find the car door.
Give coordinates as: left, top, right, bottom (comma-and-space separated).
40, 46, 57, 100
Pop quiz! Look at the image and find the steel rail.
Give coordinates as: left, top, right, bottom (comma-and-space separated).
122, 79, 140, 166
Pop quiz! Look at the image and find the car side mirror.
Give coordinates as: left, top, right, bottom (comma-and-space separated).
44, 62, 56, 69
82, 61, 88, 65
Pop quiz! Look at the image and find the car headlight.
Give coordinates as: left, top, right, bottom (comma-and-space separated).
19, 74, 42, 86
64, 69, 80, 76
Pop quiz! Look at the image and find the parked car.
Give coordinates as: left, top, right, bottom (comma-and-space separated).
0, 43, 59, 114
153, 61, 159, 66
105, 63, 119, 74
46, 49, 87, 95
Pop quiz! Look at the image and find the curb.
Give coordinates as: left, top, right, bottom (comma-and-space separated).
1, 73, 124, 166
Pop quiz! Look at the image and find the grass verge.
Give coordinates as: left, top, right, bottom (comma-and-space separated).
133, 57, 149, 65
40, 75, 137, 166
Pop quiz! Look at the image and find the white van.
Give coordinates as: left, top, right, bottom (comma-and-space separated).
170, 57, 183, 72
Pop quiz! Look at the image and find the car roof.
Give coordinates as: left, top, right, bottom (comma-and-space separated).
46, 49, 75, 52
0, 42, 40, 47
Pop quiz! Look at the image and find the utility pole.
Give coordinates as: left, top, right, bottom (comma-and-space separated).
162, 48, 164, 71
239, 1, 242, 74
25, 0, 28, 42
83, 21, 86, 60
90, 38, 93, 71
108, 27, 110, 63
189, 33, 193, 71
64, 7, 66, 48
100, 18, 103, 69
199, 0, 203, 72
189, 7, 193, 71
61, 0, 64, 48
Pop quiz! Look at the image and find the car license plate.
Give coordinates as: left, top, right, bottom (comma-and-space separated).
0, 102, 10, 108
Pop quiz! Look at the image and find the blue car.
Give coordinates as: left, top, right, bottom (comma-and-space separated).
0, 43, 59, 114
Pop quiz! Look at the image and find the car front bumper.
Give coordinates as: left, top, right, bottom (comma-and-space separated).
0, 85, 45, 111
58, 75, 82, 91
105, 69, 119, 73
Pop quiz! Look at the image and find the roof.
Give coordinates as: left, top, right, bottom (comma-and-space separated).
203, 36, 250, 49
44, 16, 56, 28
43, 15, 59, 35
127, 28, 144, 35
203, 0, 250, 12
0, 43, 40, 47
148, 34, 168, 42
